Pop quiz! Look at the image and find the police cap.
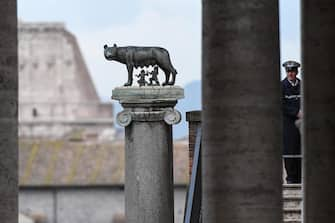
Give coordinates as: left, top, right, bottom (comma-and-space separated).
283, 60, 301, 72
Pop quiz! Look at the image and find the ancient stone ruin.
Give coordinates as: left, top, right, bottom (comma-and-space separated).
18, 22, 115, 140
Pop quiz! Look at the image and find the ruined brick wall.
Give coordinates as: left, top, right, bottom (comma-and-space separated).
186, 110, 201, 178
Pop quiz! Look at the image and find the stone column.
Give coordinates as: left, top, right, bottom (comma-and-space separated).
0, 1, 18, 223
112, 86, 184, 223
202, 1, 282, 223
302, 1, 335, 222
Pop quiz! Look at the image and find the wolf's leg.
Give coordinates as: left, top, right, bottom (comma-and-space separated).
125, 65, 133, 86
162, 69, 170, 86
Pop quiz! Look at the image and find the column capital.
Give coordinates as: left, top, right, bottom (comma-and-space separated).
116, 109, 181, 127
112, 86, 184, 127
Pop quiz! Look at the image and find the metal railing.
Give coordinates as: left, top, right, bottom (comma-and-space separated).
183, 127, 302, 223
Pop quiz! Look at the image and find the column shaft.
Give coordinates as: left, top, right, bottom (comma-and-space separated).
125, 121, 174, 223
302, 1, 335, 222
0, 1, 18, 223
202, 1, 282, 223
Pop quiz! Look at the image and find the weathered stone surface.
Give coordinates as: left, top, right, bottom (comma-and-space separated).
283, 184, 302, 222
202, 1, 282, 223
18, 22, 114, 139
125, 122, 174, 223
186, 111, 201, 178
112, 86, 184, 223
18, 140, 188, 186
18, 22, 99, 105
0, 1, 18, 223
19, 187, 187, 223
302, 1, 335, 222
112, 86, 184, 104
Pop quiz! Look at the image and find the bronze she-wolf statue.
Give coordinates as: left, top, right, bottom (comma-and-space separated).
104, 44, 177, 86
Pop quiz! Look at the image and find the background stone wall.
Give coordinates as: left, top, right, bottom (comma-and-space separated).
19, 140, 189, 223
18, 22, 114, 139
19, 187, 187, 223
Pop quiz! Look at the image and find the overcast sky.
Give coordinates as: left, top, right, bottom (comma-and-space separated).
18, 0, 301, 100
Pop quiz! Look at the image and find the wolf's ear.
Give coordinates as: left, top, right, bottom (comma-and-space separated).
104, 44, 108, 49
113, 43, 117, 47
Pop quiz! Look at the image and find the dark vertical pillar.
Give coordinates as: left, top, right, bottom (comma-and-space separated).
0, 0, 18, 223
186, 110, 201, 178
202, 1, 282, 223
302, 1, 335, 222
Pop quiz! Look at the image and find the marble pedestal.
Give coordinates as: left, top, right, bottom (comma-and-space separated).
112, 86, 184, 223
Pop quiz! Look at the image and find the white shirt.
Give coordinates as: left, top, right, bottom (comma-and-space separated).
288, 79, 299, 87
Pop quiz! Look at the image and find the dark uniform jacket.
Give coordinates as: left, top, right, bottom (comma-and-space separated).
282, 77, 301, 155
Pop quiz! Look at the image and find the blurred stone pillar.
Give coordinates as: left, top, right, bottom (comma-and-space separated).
202, 1, 282, 223
186, 110, 201, 178
112, 86, 184, 223
302, 1, 335, 222
0, 1, 18, 223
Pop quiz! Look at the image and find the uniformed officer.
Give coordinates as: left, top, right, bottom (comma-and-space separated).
282, 60, 302, 184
